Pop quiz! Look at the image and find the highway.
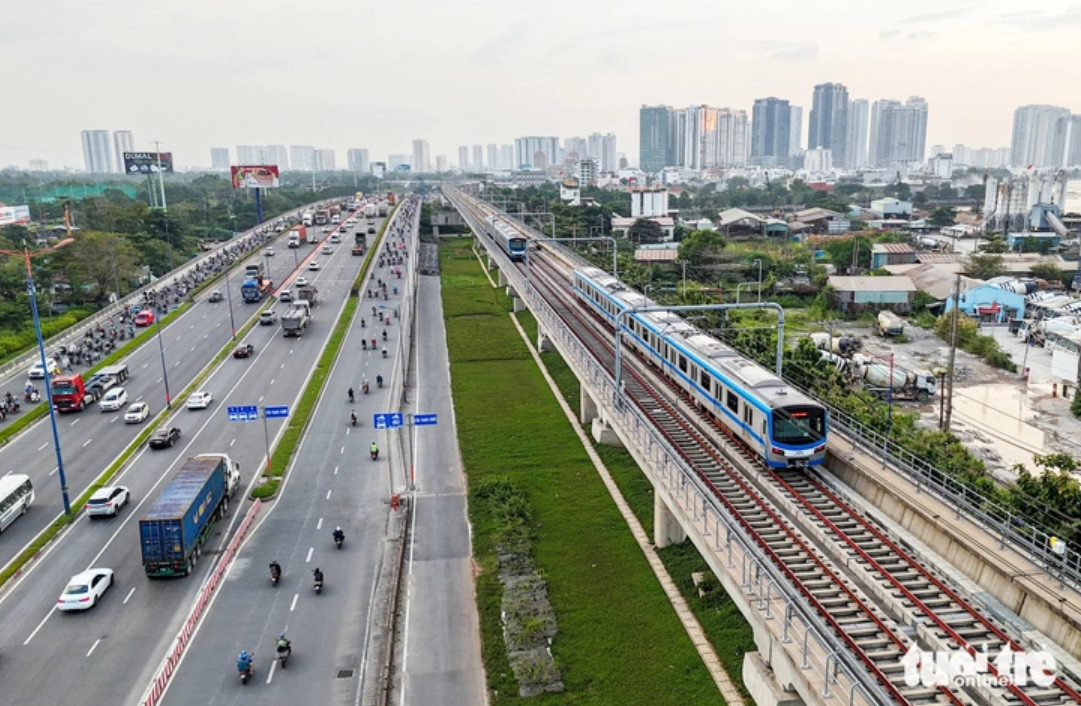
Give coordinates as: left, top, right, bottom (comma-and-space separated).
0, 221, 327, 567
0, 209, 384, 706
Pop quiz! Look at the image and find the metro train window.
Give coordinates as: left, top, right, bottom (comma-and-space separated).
726, 389, 739, 413
700, 369, 710, 389
678, 355, 687, 374
743, 404, 753, 426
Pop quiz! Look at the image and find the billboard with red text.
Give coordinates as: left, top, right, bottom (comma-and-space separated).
231, 165, 280, 189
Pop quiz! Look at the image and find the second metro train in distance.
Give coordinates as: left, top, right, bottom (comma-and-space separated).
485, 216, 528, 262
573, 266, 828, 469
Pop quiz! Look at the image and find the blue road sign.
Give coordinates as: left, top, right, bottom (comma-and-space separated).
264, 405, 290, 419
227, 405, 260, 422
413, 413, 438, 426
372, 413, 404, 430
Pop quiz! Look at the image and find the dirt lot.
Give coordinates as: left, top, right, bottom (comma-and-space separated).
825, 322, 1081, 482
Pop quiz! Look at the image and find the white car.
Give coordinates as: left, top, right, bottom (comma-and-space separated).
322, 226, 330, 233
322, 245, 333, 254
295, 276, 309, 287
279, 289, 293, 302
124, 401, 150, 423
330, 234, 341, 244
57, 568, 114, 611
28, 358, 60, 380
99, 387, 128, 412
85, 486, 131, 517
186, 391, 213, 410
266, 247, 275, 256
308, 261, 320, 271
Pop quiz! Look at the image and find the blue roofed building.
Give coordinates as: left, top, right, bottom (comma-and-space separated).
943, 282, 1026, 323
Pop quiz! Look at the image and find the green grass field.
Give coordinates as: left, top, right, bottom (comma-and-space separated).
442, 238, 729, 705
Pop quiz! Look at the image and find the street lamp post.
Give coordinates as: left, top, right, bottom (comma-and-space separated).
1, 240, 76, 515
224, 254, 237, 339
676, 259, 688, 298
753, 259, 763, 302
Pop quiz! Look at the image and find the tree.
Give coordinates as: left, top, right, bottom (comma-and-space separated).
979, 236, 1008, 254
967, 253, 1006, 280
678, 229, 727, 268
1030, 262, 1066, 287
822, 236, 872, 271
964, 184, 984, 200
928, 206, 957, 228
627, 218, 665, 245
56, 231, 142, 302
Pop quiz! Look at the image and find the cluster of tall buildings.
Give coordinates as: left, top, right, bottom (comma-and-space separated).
210, 145, 372, 172
80, 129, 136, 173
1009, 105, 1081, 169
640, 84, 930, 174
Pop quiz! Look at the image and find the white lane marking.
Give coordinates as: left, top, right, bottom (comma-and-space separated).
49, 466, 58, 476
142, 363, 149, 369
38, 443, 48, 451
123, 587, 136, 604
333, 466, 338, 476
23, 607, 56, 644
135, 395, 143, 402
230, 438, 236, 447
325, 490, 332, 500
258, 395, 264, 403
270, 379, 275, 385
87, 638, 102, 657
175, 335, 182, 341
290, 593, 299, 612
316, 518, 323, 530
266, 659, 277, 684
190, 346, 196, 352
156, 378, 162, 384
110, 417, 118, 424
280, 363, 285, 369
305, 547, 313, 563
340, 446, 345, 454
82, 438, 92, 448
70, 419, 79, 427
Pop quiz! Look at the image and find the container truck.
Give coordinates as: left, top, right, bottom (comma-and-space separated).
377, 202, 388, 217
245, 262, 264, 281
363, 203, 376, 218
241, 277, 273, 302
139, 454, 241, 577
852, 358, 938, 402
287, 225, 308, 249
315, 210, 329, 226
876, 311, 905, 337
302, 211, 314, 227
281, 300, 312, 337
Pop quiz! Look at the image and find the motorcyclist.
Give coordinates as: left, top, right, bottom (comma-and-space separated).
370, 442, 379, 460
237, 651, 253, 675
276, 634, 292, 658
360, 317, 366, 328
381, 346, 387, 358
362, 339, 367, 350
376, 375, 383, 388
333, 526, 345, 545
371, 337, 377, 349
350, 410, 357, 426
348, 387, 355, 403
269, 560, 282, 581
382, 330, 387, 342
313, 567, 324, 585
362, 380, 369, 394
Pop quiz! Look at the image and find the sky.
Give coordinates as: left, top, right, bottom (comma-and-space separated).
2, 0, 1080, 170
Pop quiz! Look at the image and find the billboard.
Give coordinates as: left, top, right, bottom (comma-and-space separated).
123, 152, 174, 175
371, 162, 386, 180
231, 165, 280, 189
0, 205, 31, 226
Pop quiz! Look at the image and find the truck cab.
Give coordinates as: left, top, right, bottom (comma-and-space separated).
52, 374, 93, 412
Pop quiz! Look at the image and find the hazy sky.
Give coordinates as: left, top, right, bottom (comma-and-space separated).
3, 0, 1079, 170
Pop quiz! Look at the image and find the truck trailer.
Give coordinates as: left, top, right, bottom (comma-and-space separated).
139, 454, 241, 577
281, 300, 312, 337
287, 225, 308, 249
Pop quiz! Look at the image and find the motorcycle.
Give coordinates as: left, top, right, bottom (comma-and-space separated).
277, 645, 291, 669
370, 448, 379, 461
376, 376, 383, 389
382, 330, 387, 342
334, 534, 344, 550
382, 348, 387, 359
362, 382, 369, 395
239, 661, 254, 685
350, 413, 357, 427
360, 318, 366, 328
313, 577, 323, 595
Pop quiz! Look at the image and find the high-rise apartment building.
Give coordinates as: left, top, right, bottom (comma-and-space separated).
673, 106, 747, 169
237, 145, 280, 165
347, 148, 370, 173
639, 105, 676, 173
514, 137, 560, 169
113, 131, 135, 173
1010, 104, 1071, 168
210, 148, 231, 170
436, 155, 448, 172
845, 99, 869, 169
411, 139, 431, 173
29, 159, 48, 172
809, 83, 849, 167
789, 106, 803, 157
869, 97, 929, 166
1067, 115, 1081, 167
564, 137, 587, 161
486, 144, 499, 170
388, 154, 409, 170
499, 144, 514, 171
267, 145, 289, 169
750, 97, 791, 167
586, 133, 618, 172
290, 145, 316, 171
458, 146, 469, 170
81, 130, 113, 173
313, 148, 336, 171
472, 145, 484, 171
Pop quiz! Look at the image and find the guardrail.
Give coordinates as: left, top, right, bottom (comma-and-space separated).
445, 187, 893, 706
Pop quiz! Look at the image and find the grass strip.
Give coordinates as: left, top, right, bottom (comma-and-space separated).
441, 237, 722, 705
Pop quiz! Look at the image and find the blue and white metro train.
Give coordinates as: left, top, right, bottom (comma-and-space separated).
485, 216, 528, 261
573, 267, 828, 468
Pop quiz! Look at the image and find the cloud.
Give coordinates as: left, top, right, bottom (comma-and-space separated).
470, 23, 534, 65
769, 44, 818, 61
993, 6, 1081, 31
898, 5, 975, 24
906, 31, 935, 40
880, 29, 900, 39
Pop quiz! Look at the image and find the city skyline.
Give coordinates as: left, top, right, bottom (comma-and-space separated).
3, 0, 1079, 170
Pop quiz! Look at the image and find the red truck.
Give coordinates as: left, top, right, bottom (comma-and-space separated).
287, 225, 308, 249
52, 373, 94, 412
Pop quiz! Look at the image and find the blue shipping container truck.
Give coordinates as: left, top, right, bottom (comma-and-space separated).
139, 454, 239, 577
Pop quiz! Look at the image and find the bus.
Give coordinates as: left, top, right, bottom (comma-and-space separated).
0, 474, 34, 532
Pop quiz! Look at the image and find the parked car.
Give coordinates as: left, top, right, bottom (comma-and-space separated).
233, 344, 255, 359
57, 568, 114, 611
148, 426, 181, 449
186, 391, 213, 410
85, 486, 131, 517
124, 402, 150, 424
208, 290, 223, 303
99, 387, 128, 412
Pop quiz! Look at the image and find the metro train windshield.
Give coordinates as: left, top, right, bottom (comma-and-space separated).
509, 239, 526, 252
772, 406, 826, 445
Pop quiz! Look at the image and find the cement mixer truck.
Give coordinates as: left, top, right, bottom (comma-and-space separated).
852, 357, 938, 403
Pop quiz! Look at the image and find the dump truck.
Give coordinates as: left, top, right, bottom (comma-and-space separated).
287, 225, 308, 249
281, 300, 312, 338
297, 283, 318, 305
876, 310, 905, 337
139, 454, 241, 577
852, 358, 938, 402
352, 243, 365, 256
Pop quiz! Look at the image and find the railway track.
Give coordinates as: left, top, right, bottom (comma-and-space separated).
449, 189, 1081, 706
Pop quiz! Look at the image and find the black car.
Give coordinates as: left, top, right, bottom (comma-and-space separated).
367, 227, 376, 234
208, 291, 223, 303
233, 344, 255, 359
148, 426, 181, 449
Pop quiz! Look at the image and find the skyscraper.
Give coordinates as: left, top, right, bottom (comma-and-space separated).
639, 105, 675, 173
472, 144, 484, 171
388, 154, 409, 170
1010, 104, 1071, 168
671, 106, 747, 169
313, 148, 336, 171
499, 144, 514, 171
210, 148, 230, 170
586, 133, 618, 172
750, 97, 791, 167
113, 131, 135, 173
486, 144, 498, 170
267, 145, 289, 169
789, 106, 803, 157
1067, 115, 1081, 168
869, 97, 929, 166
347, 148, 370, 173
290, 145, 315, 171
411, 139, 431, 172
436, 155, 448, 172
809, 83, 849, 167
514, 137, 559, 169
564, 137, 588, 161
81, 130, 113, 173
29, 159, 48, 172
845, 99, 869, 169
458, 146, 469, 170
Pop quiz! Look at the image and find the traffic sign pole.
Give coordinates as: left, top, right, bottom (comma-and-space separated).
262, 407, 272, 476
